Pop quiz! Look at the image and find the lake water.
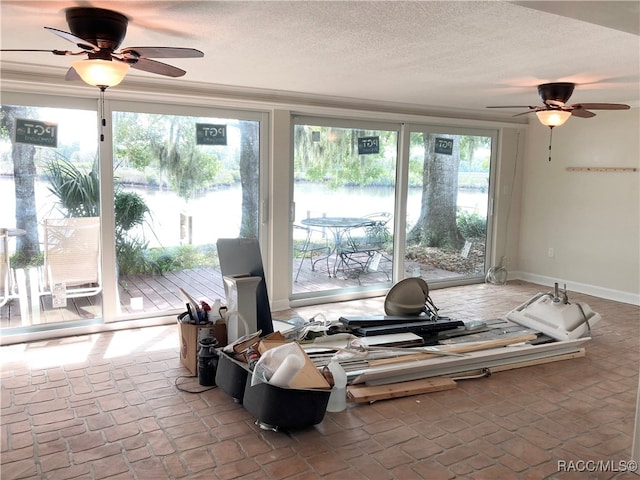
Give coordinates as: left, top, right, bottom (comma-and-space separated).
0, 177, 487, 248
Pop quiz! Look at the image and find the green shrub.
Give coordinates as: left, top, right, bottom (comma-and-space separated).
115, 191, 150, 232
116, 237, 159, 276
457, 210, 486, 238
146, 244, 219, 273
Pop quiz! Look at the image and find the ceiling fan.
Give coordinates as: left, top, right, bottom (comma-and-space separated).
487, 82, 630, 128
489, 82, 631, 162
1, 6, 204, 90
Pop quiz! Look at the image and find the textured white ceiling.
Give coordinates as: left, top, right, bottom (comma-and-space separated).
1, 1, 638, 118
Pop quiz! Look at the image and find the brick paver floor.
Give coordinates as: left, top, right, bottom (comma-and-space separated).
1, 280, 638, 479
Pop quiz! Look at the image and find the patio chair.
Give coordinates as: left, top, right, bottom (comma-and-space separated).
293, 224, 330, 282
338, 212, 392, 282
42, 217, 102, 299
0, 228, 9, 307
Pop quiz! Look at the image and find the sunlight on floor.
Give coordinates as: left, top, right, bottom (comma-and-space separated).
0, 335, 99, 369
0, 326, 180, 369
103, 325, 177, 358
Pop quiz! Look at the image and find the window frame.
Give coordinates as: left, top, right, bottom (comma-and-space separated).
104, 100, 270, 323
1, 92, 271, 331
288, 115, 499, 307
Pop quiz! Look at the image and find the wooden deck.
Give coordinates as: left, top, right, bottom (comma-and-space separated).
118, 268, 227, 315
0, 253, 470, 331
0, 259, 398, 329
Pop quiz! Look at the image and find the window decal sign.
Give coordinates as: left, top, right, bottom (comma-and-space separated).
358, 136, 380, 155
14, 119, 58, 148
196, 123, 227, 145
434, 137, 454, 155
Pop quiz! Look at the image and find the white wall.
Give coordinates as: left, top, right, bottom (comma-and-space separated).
490, 127, 526, 276
515, 109, 640, 304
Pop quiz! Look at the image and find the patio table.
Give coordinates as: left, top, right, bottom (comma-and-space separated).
300, 216, 373, 277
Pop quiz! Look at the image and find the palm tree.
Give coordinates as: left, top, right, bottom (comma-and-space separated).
43, 156, 155, 275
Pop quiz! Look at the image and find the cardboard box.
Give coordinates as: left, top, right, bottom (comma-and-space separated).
178, 322, 216, 375
213, 322, 227, 348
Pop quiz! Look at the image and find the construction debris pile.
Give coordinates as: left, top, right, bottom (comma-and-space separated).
295, 279, 601, 403
212, 278, 601, 430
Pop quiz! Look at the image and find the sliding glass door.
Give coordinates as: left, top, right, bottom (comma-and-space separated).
0, 101, 102, 330
1, 95, 266, 334
291, 119, 495, 304
404, 128, 493, 284
292, 117, 397, 298
110, 107, 264, 320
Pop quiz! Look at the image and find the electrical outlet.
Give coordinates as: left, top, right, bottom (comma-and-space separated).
548, 247, 554, 258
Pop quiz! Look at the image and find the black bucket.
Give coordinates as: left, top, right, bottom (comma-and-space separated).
198, 337, 219, 386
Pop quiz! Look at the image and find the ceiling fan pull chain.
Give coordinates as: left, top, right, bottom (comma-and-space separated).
548, 127, 554, 162
99, 87, 106, 142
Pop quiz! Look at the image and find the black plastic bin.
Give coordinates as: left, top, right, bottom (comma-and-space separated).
242, 375, 330, 430
215, 351, 249, 403
215, 350, 330, 430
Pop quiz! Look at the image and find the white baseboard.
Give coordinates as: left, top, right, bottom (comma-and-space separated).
271, 299, 291, 313
511, 271, 640, 306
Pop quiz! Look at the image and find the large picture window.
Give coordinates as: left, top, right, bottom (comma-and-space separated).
0, 103, 102, 330
1, 94, 495, 337
291, 119, 398, 298
404, 129, 493, 284
111, 109, 262, 319
290, 119, 495, 304
1, 97, 265, 334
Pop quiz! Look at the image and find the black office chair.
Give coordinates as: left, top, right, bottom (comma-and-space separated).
293, 224, 330, 282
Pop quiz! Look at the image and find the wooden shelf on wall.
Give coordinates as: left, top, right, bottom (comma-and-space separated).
566, 167, 638, 173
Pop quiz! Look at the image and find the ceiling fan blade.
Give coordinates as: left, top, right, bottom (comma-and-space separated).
44, 26, 98, 51
570, 107, 596, 118
571, 103, 630, 110
513, 110, 537, 117
120, 47, 204, 59
486, 105, 536, 109
0, 49, 80, 56
129, 58, 186, 77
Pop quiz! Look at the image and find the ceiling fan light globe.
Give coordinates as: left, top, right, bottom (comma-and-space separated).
535, 110, 571, 127
72, 59, 129, 88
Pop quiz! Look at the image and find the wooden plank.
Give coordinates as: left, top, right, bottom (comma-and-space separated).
347, 377, 457, 403
151, 272, 200, 301
347, 349, 585, 403
167, 268, 217, 298
367, 333, 539, 367
130, 275, 175, 310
